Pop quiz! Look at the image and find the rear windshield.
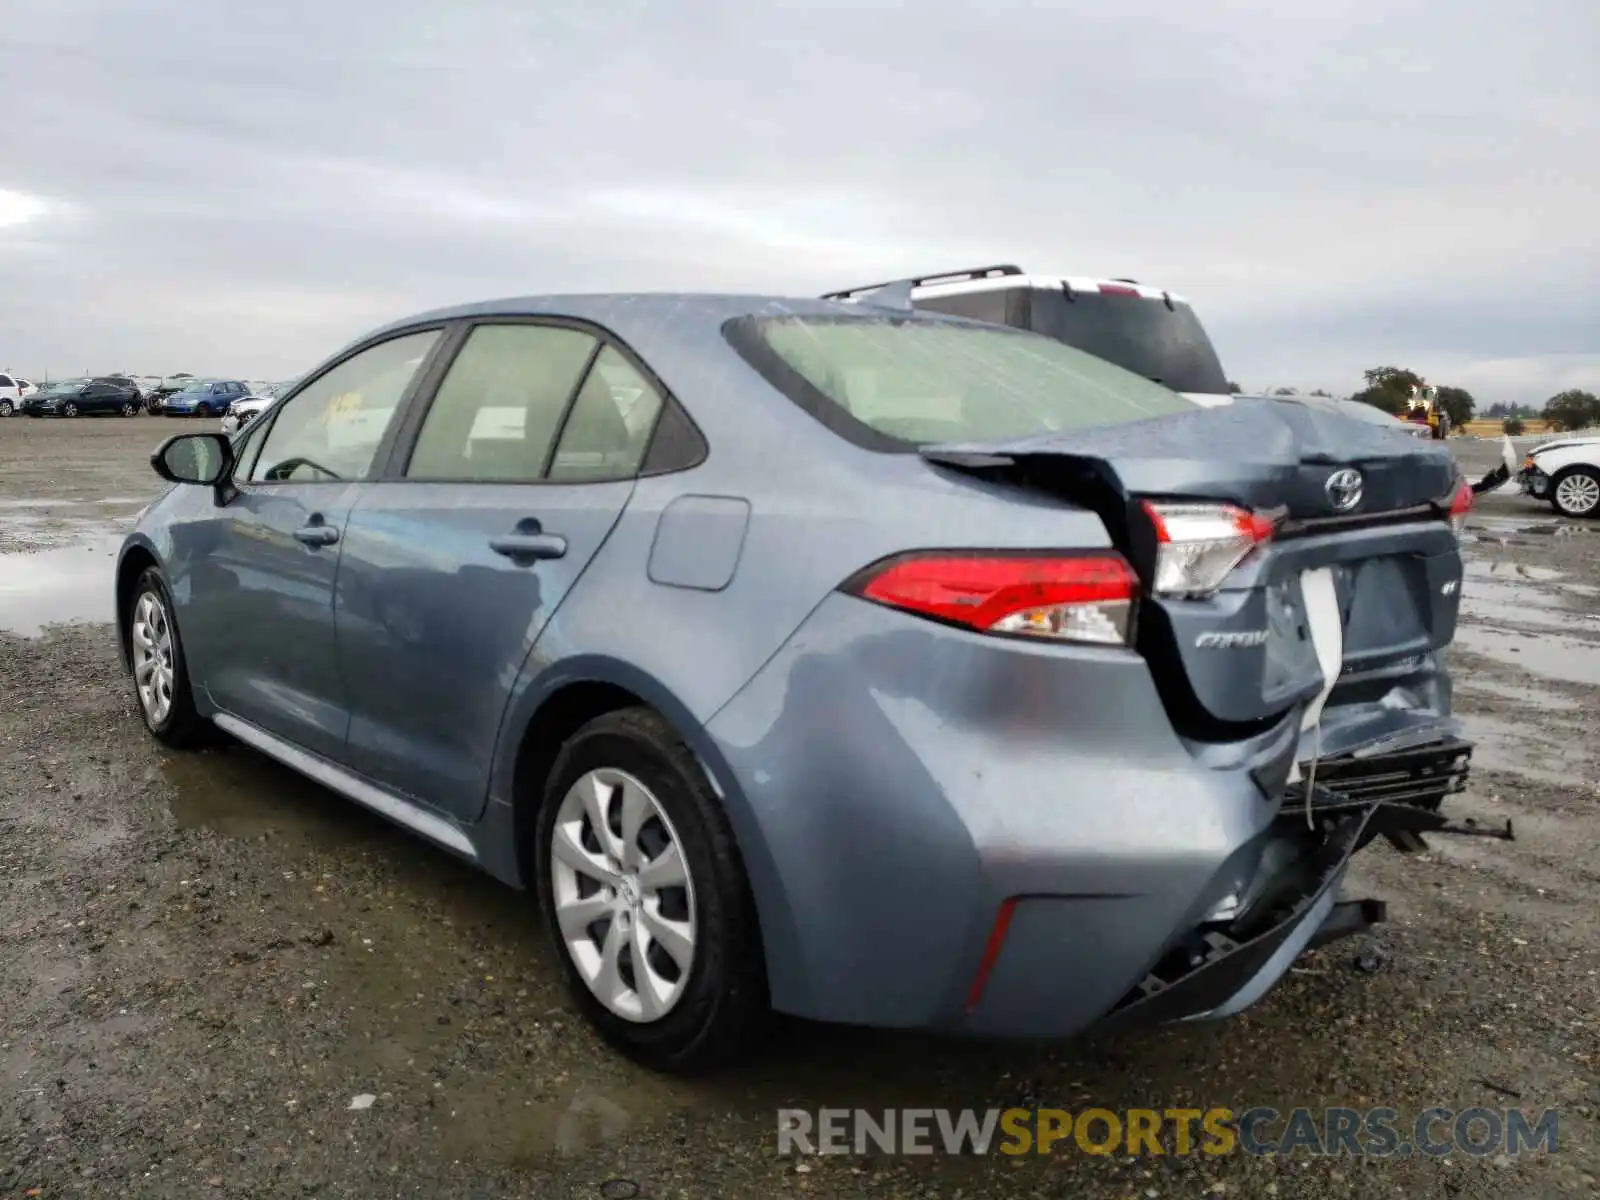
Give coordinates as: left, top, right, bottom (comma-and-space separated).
1024, 290, 1230, 396
724, 313, 1192, 450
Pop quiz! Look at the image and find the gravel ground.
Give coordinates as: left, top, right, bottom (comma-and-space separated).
1, 418, 1597, 1198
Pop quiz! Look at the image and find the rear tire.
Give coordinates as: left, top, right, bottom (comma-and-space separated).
127, 567, 211, 748
0, 399, 12, 417
62, 401, 79, 417
1550, 466, 1600, 519
120, 401, 138, 417
534, 708, 770, 1073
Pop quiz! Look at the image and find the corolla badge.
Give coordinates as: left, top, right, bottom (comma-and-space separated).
1324, 467, 1364, 513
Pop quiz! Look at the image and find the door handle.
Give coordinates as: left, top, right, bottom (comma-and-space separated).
294, 523, 340, 547
489, 533, 567, 562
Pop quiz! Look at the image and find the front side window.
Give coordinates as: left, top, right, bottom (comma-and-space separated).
725, 313, 1192, 449
405, 323, 598, 482
249, 329, 440, 483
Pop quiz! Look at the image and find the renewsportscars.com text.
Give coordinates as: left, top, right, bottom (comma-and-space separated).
776, 1106, 1560, 1158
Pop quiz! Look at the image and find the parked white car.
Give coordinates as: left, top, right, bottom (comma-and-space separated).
219, 393, 277, 436
1519, 434, 1600, 517
0, 371, 35, 416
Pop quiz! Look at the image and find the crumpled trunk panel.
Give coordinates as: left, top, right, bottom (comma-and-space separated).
922, 397, 1466, 736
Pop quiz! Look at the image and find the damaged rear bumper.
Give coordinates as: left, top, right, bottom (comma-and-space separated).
1090, 736, 1491, 1035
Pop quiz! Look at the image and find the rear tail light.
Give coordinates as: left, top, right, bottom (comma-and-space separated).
1141, 501, 1280, 598
1446, 478, 1473, 536
843, 552, 1138, 646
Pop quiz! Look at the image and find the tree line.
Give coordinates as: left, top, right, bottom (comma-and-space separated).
1224, 369, 1600, 433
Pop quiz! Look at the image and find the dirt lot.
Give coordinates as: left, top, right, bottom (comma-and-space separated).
2, 417, 1597, 1199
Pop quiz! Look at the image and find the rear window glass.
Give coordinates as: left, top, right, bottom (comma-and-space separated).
1025, 290, 1230, 396
724, 313, 1192, 450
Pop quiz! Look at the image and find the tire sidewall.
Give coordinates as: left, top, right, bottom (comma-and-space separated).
1552, 467, 1600, 519
534, 714, 753, 1065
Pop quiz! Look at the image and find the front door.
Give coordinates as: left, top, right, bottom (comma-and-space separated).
336, 324, 664, 821
192, 329, 445, 760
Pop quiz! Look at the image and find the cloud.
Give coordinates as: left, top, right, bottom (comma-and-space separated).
0, 0, 1595, 403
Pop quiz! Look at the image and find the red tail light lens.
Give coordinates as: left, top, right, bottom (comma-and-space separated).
844, 552, 1138, 646
1447, 477, 1473, 536
1141, 501, 1280, 598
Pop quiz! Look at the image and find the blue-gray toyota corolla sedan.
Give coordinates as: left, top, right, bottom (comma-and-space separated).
115, 292, 1479, 1072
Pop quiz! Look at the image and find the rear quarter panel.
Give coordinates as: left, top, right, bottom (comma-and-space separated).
486, 339, 1123, 952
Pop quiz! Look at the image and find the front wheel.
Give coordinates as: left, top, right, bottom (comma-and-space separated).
127, 568, 211, 748
1550, 466, 1600, 519
535, 708, 770, 1073
61, 401, 79, 417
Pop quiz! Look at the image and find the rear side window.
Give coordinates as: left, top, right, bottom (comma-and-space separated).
724, 313, 1191, 451
0, 375, 13, 388
406, 324, 597, 482
546, 346, 664, 482
1026, 290, 1229, 396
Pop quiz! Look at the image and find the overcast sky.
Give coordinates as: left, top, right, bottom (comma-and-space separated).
3, 0, 1595, 403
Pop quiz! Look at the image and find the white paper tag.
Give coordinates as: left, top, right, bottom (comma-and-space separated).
1299, 566, 1344, 731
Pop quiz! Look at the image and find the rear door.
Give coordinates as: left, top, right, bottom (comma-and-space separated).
335, 320, 664, 822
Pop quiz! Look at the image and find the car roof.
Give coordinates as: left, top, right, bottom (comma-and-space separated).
820, 265, 1194, 306
376, 293, 846, 331
913, 273, 1191, 305
347, 292, 1012, 452
359, 293, 904, 381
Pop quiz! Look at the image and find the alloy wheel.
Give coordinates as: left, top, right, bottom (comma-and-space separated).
62, 401, 79, 417
121, 401, 137, 417
549, 768, 698, 1023
131, 591, 176, 726
0, 400, 11, 416
1555, 471, 1600, 517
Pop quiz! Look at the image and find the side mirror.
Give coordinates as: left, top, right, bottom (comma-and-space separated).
151, 432, 232, 486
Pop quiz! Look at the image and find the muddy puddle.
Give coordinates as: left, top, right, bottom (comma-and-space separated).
162, 745, 417, 847
1455, 711, 1593, 786
1451, 624, 1600, 687
1459, 575, 1600, 631
0, 497, 148, 509
0, 534, 124, 634
1454, 676, 1580, 712
1464, 515, 1567, 542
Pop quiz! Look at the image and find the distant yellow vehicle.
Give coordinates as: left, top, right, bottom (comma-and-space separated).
1405, 384, 1449, 440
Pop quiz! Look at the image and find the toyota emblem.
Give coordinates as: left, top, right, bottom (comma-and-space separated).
1325, 467, 1364, 513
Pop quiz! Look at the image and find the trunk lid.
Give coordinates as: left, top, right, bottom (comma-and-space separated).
922, 397, 1466, 736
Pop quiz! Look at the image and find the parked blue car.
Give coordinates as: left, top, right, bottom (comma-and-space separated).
115, 292, 1477, 1071
163, 378, 250, 417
